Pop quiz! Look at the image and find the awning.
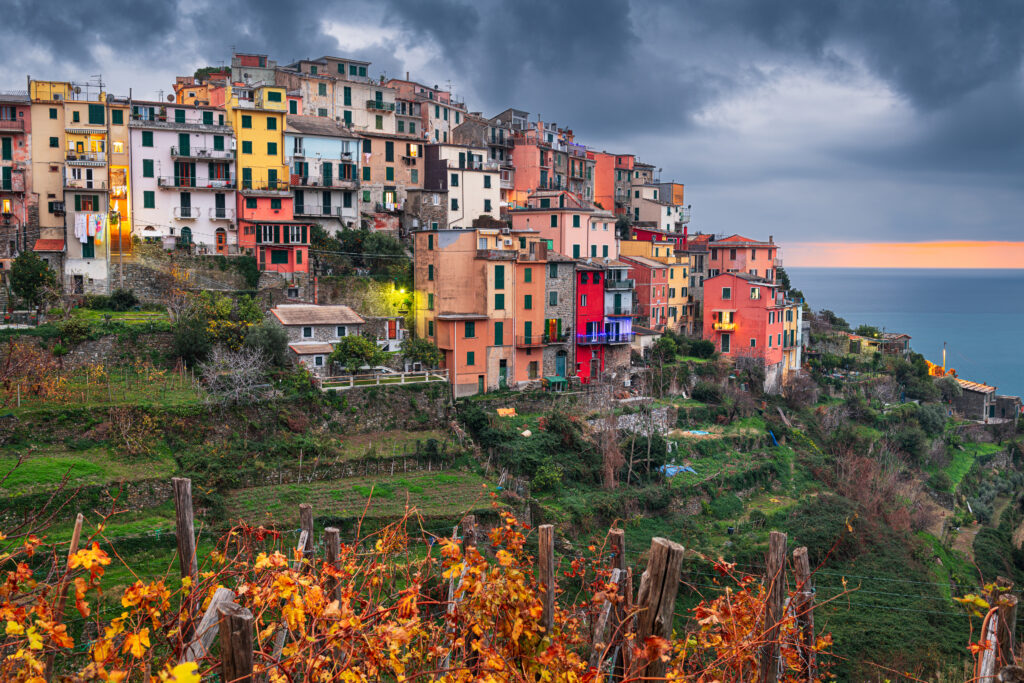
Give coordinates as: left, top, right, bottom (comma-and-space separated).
544, 376, 567, 384
34, 239, 65, 252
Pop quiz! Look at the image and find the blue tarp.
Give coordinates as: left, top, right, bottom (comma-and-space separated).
661, 464, 698, 477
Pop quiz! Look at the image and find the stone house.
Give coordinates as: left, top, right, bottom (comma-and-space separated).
362, 315, 407, 353
952, 378, 997, 423
269, 303, 365, 374
542, 252, 575, 381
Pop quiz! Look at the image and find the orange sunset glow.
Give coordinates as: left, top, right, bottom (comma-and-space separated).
784, 241, 1024, 269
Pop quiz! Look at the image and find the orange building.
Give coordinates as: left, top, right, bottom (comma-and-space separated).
708, 234, 780, 283
414, 227, 558, 396
588, 151, 616, 213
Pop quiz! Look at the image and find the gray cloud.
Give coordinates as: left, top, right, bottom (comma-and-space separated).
1, 0, 1022, 242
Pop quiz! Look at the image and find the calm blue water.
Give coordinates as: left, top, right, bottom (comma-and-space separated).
788, 268, 1024, 398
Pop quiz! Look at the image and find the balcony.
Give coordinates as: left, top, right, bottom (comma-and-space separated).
366, 100, 396, 112
576, 332, 603, 345
0, 119, 25, 133
240, 181, 290, 195
607, 306, 633, 316
712, 322, 736, 331
173, 206, 199, 220
605, 278, 634, 290
64, 179, 108, 191
606, 332, 634, 345
774, 257, 783, 267
159, 177, 237, 190
500, 178, 513, 190
291, 147, 305, 157
294, 205, 344, 217
0, 171, 25, 193
475, 249, 517, 260
170, 146, 235, 160
292, 175, 358, 189
65, 151, 106, 166
210, 207, 235, 220
543, 331, 571, 344
515, 335, 544, 348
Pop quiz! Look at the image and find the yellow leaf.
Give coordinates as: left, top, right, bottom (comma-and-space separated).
26, 626, 43, 650
5, 620, 24, 636
159, 662, 201, 683
122, 628, 151, 658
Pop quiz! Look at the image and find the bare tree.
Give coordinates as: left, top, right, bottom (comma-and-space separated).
782, 373, 820, 410
199, 346, 268, 406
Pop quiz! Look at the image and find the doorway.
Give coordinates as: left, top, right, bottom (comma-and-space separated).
215, 228, 227, 255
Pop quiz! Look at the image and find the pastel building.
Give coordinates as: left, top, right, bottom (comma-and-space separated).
385, 78, 467, 144
509, 190, 617, 260
359, 132, 425, 211
620, 238, 693, 333
423, 143, 500, 227
702, 272, 802, 392
708, 234, 779, 283
0, 90, 32, 266
629, 182, 690, 231
285, 115, 360, 231
621, 255, 669, 329
129, 101, 236, 252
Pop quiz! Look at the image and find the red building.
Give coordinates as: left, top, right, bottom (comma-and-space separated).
575, 261, 606, 383
622, 255, 670, 329
703, 272, 786, 365
1, 92, 32, 264
632, 225, 688, 251
708, 234, 779, 283
237, 194, 312, 275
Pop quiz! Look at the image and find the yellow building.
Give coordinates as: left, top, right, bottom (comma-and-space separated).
106, 96, 132, 261
619, 238, 693, 334
781, 303, 803, 384
224, 84, 289, 193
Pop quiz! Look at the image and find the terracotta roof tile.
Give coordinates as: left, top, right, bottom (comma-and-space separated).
271, 305, 364, 326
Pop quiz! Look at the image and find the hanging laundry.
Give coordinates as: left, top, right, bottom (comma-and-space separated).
75, 214, 88, 243
94, 215, 105, 244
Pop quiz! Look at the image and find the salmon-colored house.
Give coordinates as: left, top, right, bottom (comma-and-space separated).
509, 190, 617, 261
708, 234, 779, 283
621, 255, 670, 329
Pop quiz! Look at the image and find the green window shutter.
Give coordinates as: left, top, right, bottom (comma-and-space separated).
49, 107, 57, 119
494, 265, 504, 289
82, 235, 95, 258
385, 167, 393, 181
467, 351, 474, 366
1, 137, 10, 161
301, 225, 307, 243
142, 159, 153, 177
428, 293, 434, 310
524, 294, 532, 310
549, 291, 557, 306
242, 141, 252, 154
111, 109, 123, 125
344, 87, 352, 106
428, 264, 434, 280
246, 198, 257, 209
494, 322, 503, 346
87, 104, 104, 125
267, 142, 277, 155
273, 225, 280, 243
267, 91, 282, 102
74, 194, 81, 211
603, 245, 609, 257
524, 267, 532, 283
362, 167, 370, 181
550, 214, 557, 228
385, 141, 394, 162
142, 131, 153, 147
213, 135, 224, 151
270, 249, 288, 264
427, 234, 433, 250
242, 115, 252, 129
318, 83, 327, 96
573, 214, 580, 227
343, 110, 352, 126
175, 109, 185, 123
428, 320, 434, 336
573, 245, 580, 258
289, 100, 297, 114
203, 111, 213, 125
267, 117, 277, 130
495, 293, 504, 310
524, 321, 532, 339
143, 191, 155, 209
49, 136, 58, 148
465, 321, 475, 338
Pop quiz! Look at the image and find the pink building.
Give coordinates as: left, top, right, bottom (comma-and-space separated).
708, 234, 779, 283
509, 190, 617, 260
1, 91, 32, 264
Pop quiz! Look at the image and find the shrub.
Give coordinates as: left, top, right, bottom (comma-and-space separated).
692, 381, 723, 404
245, 319, 288, 366
892, 425, 928, 462
708, 493, 743, 519
917, 403, 947, 437
109, 288, 139, 312
231, 255, 261, 289
400, 337, 442, 368
330, 334, 387, 374
688, 339, 716, 359
173, 316, 212, 365
927, 471, 952, 492
56, 318, 91, 345
10, 251, 57, 308
532, 463, 563, 493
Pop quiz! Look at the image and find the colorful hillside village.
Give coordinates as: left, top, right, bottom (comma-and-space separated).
0, 53, 1016, 416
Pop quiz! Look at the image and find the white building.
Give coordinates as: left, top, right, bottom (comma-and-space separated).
285, 116, 360, 232
424, 144, 500, 228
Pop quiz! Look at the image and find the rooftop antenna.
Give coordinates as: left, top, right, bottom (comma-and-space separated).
942, 341, 947, 373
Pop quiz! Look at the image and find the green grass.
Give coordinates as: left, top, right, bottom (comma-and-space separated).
69, 309, 169, 323
225, 470, 496, 525
0, 445, 176, 494
7, 366, 205, 413
941, 442, 1003, 492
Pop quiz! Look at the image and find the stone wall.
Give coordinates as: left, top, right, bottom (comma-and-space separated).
62, 332, 175, 368
324, 382, 453, 432
543, 260, 576, 378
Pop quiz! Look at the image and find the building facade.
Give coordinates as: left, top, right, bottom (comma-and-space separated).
285, 115, 360, 232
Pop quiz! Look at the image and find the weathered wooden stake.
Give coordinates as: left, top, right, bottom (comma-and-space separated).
998, 595, 1018, 669
607, 527, 627, 679
173, 477, 199, 645
180, 587, 236, 663
218, 602, 254, 683
633, 537, 684, 680
461, 515, 477, 552
608, 527, 626, 571
589, 567, 624, 669
324, 527, 341, 603
45, 512, 83, 681
298, 503, 314, 566
539, 524, 555, 633
758, 531, 788, 683
792, 546, 816, 682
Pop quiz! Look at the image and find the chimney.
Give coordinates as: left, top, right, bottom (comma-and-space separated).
769, 235, 774, 244
683, 224, 688, 250
406, 71, 409, 81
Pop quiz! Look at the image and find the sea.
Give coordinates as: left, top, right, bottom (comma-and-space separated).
787, 268, 1024, 398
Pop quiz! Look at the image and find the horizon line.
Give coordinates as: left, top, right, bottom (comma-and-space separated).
783, 240, 1024, 269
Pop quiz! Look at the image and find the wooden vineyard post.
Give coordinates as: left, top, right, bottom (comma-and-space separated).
607, 527, 627, 679
218, 602, 254, 683
45, 512, 83, 681
461, 515, 479, 671
539, 524, 555, 634
298, 503, 314, 569
758, 531, 788, 683
998, 595, 1018, 669
981, 578, 1016, 679
461, 514, 477, 552
180, 587, 236, 663
324, 527, 341, 603
632, 537, 685, 680
173, 477, 199, 646
792, 546, 816, 682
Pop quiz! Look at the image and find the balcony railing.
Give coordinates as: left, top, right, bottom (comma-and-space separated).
64, 179, 108, 191
543, 331, 571, 344
65, 151, 106, 164
170, 146, 235, 160
291, 147, 305, 157
500, 179, 513, 189
209, 207, 235, 220
292, 175, 358, 188
712, 322, 736, 331
515, 335, 544, 348
366, 100, 396, 112
607, 306, 633, 316
605, 278, 634, 290
576, 331, 634, 345
606, 332, 634, 345
159, 177, 236, 190
241, 181, 290, 194
173, 206, 199, 219
475, 249, 517, 260
576, 333, 603, 345
774, 257, 783, 267
294, 205, 344, 217
0, 119, 25, 132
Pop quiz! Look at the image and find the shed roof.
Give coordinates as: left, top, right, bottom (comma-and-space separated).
271, 305, 364, 326
956, 378, 996, 394
288, 343, 335, 355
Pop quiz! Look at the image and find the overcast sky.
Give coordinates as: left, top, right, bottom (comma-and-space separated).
3, 0, 1022, 249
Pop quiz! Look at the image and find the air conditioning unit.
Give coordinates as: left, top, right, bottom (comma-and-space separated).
503, 239, 513, 246
501, 227, 510, 235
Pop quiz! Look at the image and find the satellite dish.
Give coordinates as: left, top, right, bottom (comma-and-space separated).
167, 94, 175, 102
73, 86, 81, 94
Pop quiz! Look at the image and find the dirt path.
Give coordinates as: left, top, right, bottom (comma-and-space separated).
952, 522, 981, 561
1013, 518, 1024, 549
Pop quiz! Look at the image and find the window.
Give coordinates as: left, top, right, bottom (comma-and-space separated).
142, 159, 154, 177
143, 191, 155, 208
409, 121, 416, 134
267, 142, 277, 155
317, 107, 327, 117
524, 267, 532, 283
314, 356, 324, 367
410, 169, 418, 184
494, 293, 504, 310
750, 338, 757, 348
484, 199, 491, 213
141, 131, 153, 147
427, 234, 434, 250
581, 294, 587, 306
721, 334, 731, 353
385, 167, 394, 181
241, 115, 252, 129
550, 214, 558, 228
174, 109, 186, 123
451, 198, 459, 211
591, 245, 597, 257
343, 86, 352, 106
450, 173, 458, 187
375, 115, 383, 130
602, 245, 608, 258
721, 287, 731, 300
336, 326, 347, 338
270, 198, 281, 210
427, 293, 434, 310
242, 141, 252, 154
750, 287, 760, 300
246, 198, 257, 209
318, 83, 327, 96
729, 248, 737, 260
398, 120, 404, 133
483, 175, 491, 188
768, 335, 773, 348
465, 321, 476, 338
428, 320, 434, 336
494, 321, 504, 345
289, 100, 298, 114
549, 291, 557, 306
572, 214, 580, 227
362, 166, 370, 181
267, 90, 282, 102
524, 294, 532, 310
87, 104, 104, 125
49, 107, 57, 119
302, 326, 313, 339
573, 244, 580, 258
111, 109, 123, 125
72, 110, 79, 123
466, 351, 475, 366
49, 136, 58, 148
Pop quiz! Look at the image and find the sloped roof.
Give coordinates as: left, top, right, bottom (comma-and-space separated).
285, 115, 356, 137
33, 239, 65, 251
621, 255, 668, 270
711, 234, 774, 247
271, 305, 364, 326
289, 343, 335, 355
956, 378, 996, 394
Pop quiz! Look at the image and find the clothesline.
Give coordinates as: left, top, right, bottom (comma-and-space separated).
73, 212, 107, 245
